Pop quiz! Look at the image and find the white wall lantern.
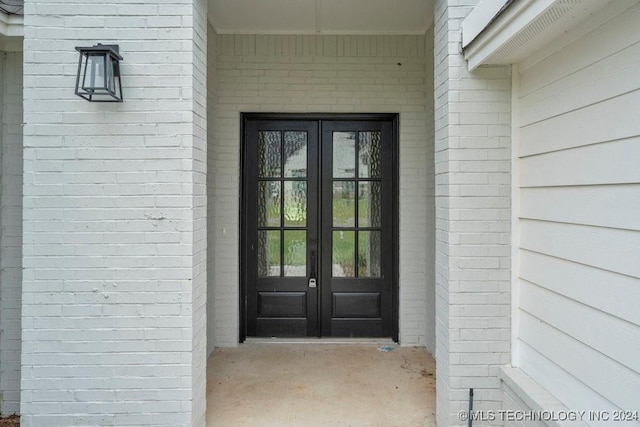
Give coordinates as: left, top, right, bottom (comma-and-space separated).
74, 44, 123, 102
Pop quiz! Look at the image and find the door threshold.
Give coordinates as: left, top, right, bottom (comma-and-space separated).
244, 337, 397, 345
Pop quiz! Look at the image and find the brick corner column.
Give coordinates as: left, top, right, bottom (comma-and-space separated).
21, 1, 207, 425
434, 1, 512, 425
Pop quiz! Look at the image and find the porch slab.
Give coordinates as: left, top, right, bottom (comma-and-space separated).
206, 344, 436, 426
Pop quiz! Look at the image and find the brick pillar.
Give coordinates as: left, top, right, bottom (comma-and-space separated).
0, 51, 23, 416
21, 0, 207, 425
433, 1, 512, 425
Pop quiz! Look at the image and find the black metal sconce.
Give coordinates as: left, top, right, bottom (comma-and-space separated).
74, 44, 123, 102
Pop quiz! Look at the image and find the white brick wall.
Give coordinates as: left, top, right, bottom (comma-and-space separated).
22, 1, 206, 425
206, 23, 217, 356
208, 33, 435, 347
434, 0, 512, 425
424, 27, 436, 355
191, 0, 208, 424
0, 51, 23, 416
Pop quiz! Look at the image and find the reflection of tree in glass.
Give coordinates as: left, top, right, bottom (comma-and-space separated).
258, 132, 281, 177
284, 182, 307, 226
359, 132, 381, 178
284, 132, 307, 177
358, 231, 381, 277
257, 231, 280, 277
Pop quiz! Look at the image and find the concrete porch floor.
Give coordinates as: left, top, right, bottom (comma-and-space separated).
206, 344, 436, 426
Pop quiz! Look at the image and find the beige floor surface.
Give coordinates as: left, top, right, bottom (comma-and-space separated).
206, 344, 436, 427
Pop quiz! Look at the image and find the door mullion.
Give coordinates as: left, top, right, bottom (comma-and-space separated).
316, 121, 323, 337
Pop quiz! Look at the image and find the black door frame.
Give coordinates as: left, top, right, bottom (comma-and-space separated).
239, 112, 399, 342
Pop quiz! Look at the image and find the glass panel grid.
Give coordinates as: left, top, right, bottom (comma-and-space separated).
331, 130, 384, 278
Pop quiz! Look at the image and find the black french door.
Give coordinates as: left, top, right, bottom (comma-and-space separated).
241, 114, 398, 340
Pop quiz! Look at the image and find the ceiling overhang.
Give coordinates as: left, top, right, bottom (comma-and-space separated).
0, 11, 22, 36
0, 11, 23, 51
208, 0, 433, 35
461, 0, 624, 70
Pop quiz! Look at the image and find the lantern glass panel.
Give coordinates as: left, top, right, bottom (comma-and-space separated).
107, 57, 115, 94
83, 53, 107, 92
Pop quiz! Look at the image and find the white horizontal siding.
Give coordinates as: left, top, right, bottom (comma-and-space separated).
518, 313, 639, 410
520, 137, 640, 187
519, 251, 640, 328
519, 280, 639, 374
519, 92, 640, 157
517, 341, 621, 421
513, 0, 640, 418
520, 220, 640, 278
520, 185, 640, 230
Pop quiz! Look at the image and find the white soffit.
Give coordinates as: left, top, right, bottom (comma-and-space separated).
0, 11, 23, 38
462, 0, 618, 70
209, 0, 433, 34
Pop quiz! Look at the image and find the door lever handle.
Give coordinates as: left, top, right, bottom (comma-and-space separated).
310, 248, 316, 277
309, 247, 317, 288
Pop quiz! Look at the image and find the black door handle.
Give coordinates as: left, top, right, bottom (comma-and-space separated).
310, 248, 316, 279
309, 242, 317, 288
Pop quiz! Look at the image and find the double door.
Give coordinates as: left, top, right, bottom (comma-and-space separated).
242, 115, 397, 339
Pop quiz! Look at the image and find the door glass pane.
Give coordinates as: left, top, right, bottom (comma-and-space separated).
358, 231, 381, 277
359, 132, 381, 178
332, 230, 355, 277
258, 131, 281, 177
333, 132, 356, 178
258, 230, 280, 277
284, 230, 306, 277
284, 181, 307, 227
258, 181, 281, 227
358, 181, 381, 227
333, 181, 355, 227
284, 132, 307, 178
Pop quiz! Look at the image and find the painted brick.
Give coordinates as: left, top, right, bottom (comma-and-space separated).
206, 23, 218, 357
21, 0, 207, 425
434, 0, 512, 425
0, 51, 23, 416
208, 32, 436, 350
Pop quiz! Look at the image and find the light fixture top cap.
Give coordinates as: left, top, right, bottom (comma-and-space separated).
75, 43, 123, 60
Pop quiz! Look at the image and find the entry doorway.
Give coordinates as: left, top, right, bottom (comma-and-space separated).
241, 114, 398, 340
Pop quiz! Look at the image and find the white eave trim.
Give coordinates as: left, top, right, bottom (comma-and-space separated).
0, 12, 24, 37
461, 0, 511, 48
461, 0, 617, 71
